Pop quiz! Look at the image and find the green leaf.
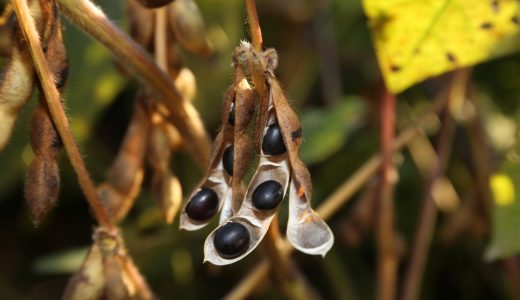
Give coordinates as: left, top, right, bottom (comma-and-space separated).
485, 161, 520, 261
363, 0, 520, 93
300, 97, 364, 165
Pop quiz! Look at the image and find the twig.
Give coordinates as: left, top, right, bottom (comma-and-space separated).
401, 69, 470, 300
224, 90, 450, 299
12, 0, 114, 230
154, 7, 168, 72
377, 90, 397, 300
55, 0, 211, 166
245, 0, 262, 51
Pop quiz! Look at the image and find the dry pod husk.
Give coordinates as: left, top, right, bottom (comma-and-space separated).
98, 101, 149, 222
24, 11, 68, 226
126, 0, 155, 50
167, 0, 212, 55
63, 228, 153, 300
0, 0, 53, 151
204, 110, 290, 265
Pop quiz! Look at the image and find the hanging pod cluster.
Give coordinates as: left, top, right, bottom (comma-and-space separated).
181, 41, 334, 265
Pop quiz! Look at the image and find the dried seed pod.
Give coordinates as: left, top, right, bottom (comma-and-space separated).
99, 102, 148, 222
126, 0, 155, 50
24, 104, 61, 225
62, 245, 105, 300
168, 0, 212, 55
148, 123, 183, 224
204, 109, 291, 265
180, 87, 235, 230
134, 0, 175, 9
269, 78, 334, 256
174, 67, 196, 101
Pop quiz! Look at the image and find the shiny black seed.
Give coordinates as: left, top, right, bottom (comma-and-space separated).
222, 145, 234, 176
228, 102, 235, 126
213, 222, 250, 259
252, 180, 283, 210
262, 123, 286, 156
186, 187, 219, 221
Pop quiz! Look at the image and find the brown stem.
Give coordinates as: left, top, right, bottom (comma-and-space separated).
377, 90, 397, 300
224, 90, 450, 299
56, 0, 211, 166
12, 0, 114, 230
401, 70, 470, 300
245, 0, 262, 51
154, 7, 168, 72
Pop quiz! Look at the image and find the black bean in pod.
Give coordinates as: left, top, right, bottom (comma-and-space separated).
214, 222, 250, 259
186, 187, 219, 221
252, 180, 283, 210
262, 123, 286, 156
228, 102, 235, 126
222, 145, 234, 176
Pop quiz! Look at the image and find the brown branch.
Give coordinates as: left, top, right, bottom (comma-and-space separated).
245, 0, 262, 51
55, 0, 211, 166
224, 90, 450, 299
377, 90, 397, 300
12, 0, 114, 230
154, 7, 168, 72
401, 69, 470, 300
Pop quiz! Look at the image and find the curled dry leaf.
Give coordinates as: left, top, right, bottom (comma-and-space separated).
167, 0, 212, 55
98, 102, 149, 222
64, 228, 154, 300
269, 78, 334, 256
180, 87, 235, 230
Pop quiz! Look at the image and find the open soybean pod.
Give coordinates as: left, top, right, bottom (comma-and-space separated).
98, 101, 149, 222
180, 88, 235, 230
269, 78, 334, 256
204, 104, 291, 265
167, 0, 212, 55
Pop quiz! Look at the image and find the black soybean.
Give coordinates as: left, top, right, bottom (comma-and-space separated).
252, 180, 283, 210
186, 187, 219, 221
228, 102, 235, 126
222, 145, 234, 176
262, 123, 286, 156
214, 222, 250, 259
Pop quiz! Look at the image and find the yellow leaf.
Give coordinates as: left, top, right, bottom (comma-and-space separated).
490, 173, 515, 206
363, 0, 520, 93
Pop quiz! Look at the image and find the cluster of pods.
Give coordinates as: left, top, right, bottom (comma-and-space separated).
181, 41, 334, 265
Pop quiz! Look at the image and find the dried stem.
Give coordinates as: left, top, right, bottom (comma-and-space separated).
154, 7, 168, 72
224, 91, 450, 299
377, 90, 397, 300
12, 0, 114, 230
56, 0, 211, 166
245, 0, 262, 51
401, 70, 470, 300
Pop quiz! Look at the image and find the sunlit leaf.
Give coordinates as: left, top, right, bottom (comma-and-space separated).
363, 0, 520, 93
485, 161, 520, 261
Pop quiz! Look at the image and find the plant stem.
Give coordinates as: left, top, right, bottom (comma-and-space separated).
12, 0, 114, 230
377, 90, 397, 300
401, 70, 470, 300
224, 90, 450, 299
154, 7, 168, 72
245, 0, 262, 51
56, 0, 211, 166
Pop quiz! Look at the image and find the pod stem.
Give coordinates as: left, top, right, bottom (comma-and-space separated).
245, 0, 262, 51
56, 0, 211, 167
224, 84, 453, 300
12, 0, 114, 230
377, 89, 397, 300
401, 69, 469, 300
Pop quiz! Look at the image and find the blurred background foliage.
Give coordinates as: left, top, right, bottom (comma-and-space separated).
0, 0, 519, 299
